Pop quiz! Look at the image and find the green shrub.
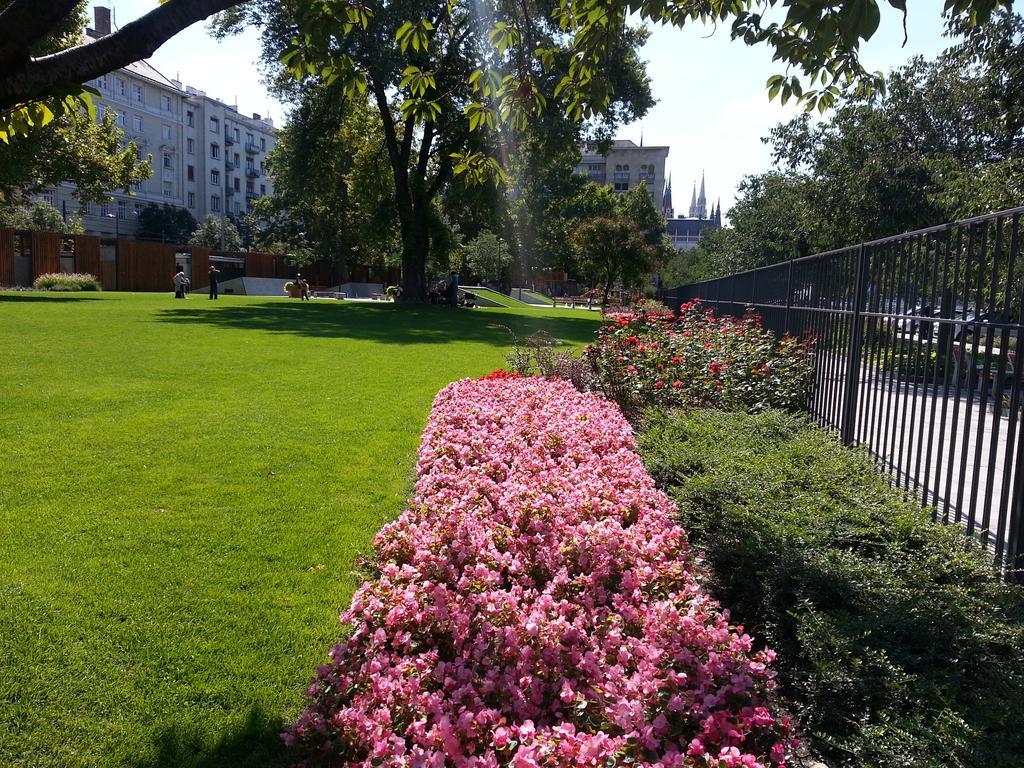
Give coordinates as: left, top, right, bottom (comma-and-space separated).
638, 408, 1024, 768
32, 272, 101, 291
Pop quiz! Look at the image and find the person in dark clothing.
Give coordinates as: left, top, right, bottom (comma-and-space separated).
449, 272, 460, 307
208, 265, 221, 300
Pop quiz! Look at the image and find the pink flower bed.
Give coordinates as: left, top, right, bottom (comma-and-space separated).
286, 377, 792, 768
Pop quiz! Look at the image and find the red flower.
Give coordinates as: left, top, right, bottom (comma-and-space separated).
709, 361, 723, 375
479, 369, 521, 381
654, 381, 665, 388
672, 380, 683, 388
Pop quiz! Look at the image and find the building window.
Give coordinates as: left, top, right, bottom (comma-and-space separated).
98, 74, 108, 91
186, 110, 194, 127
187, 165, 195, 182
161, 95, 172, 112
259, 160, 266, 173
162, 124, 172, 141
210, 170, 221, 186
117, 200, 127, 220
235, 202, 241, 215
260, 184, 266, 196
246, 180, 254, 194
234, 128, 240, 142
187, 138, 195, 155
211, 195, 221, 212
233, 178, 240, 191
234, 152, 240, 166
260, 137, 266, 151
133, 83, 144, 102
163, 181, 173, 198
614, 182, 629, 191
132, 179, 144, 192
246, 157, 254, 172
209, 117, 220, 133
163, 154, 172, 170
132, 115, 143, 131
187, 192, 195, 208
101, 201, 111, 217
210, 143, 220, 159
117, 78, 126, 98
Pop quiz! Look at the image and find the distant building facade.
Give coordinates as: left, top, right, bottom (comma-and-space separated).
662, 173, 721, 252
575, 139, 669, 199
45, 6, 277, 241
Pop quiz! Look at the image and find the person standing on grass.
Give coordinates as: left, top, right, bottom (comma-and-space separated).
172, 268, 186, 299
301, 277, 312, 301
449, 271, 459, 307
208, 265, 221, 300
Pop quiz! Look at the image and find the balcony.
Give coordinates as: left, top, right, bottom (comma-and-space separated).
244, 142, 260, 154
225, 187, 235, 197
225, 160, 236, 171
245, 193, 258, 202
246, 168, 260, 179
225, 134, 235, 145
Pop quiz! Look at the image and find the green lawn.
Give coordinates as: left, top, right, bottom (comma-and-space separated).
0, 292, 601, 768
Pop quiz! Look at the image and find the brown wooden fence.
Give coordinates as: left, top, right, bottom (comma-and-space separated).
0, 226, 387, 292
0, 229, 14, 286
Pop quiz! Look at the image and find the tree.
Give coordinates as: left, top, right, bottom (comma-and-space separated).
678, 10, 1024, 284
572, 215, 658, 305
0, 199, 83, 233
688, 173, 816, 277
190, 214, 242, 251
464, 230, 509, 284
0, 0, 242, 134
136, 203, 197, 243
0, 3, 149, 205
255, 86, 400, 280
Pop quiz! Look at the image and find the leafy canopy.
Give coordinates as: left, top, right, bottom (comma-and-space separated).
279, 0, 1012, 170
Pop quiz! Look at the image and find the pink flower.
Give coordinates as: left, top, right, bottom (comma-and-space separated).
285, 378, 792, 768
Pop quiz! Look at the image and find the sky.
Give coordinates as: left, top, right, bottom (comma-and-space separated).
106, 0, 955, 215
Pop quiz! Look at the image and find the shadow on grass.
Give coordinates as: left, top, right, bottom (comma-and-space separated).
0, 292, 103, 302
133, 705, 289, 768
154, 300, 600, 347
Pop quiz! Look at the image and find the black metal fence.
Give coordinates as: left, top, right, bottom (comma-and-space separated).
659, 207, 1024, 577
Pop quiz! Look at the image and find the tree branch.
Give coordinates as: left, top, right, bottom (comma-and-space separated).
0, 0, 245, 112
0, 0, 81, 71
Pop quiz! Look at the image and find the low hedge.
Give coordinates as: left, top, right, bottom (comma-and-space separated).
638, 408, 1024, 768
32, 272, 101, 291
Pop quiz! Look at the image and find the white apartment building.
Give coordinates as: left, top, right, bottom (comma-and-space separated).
575, 139, 670, 199
47, 6, 277, 241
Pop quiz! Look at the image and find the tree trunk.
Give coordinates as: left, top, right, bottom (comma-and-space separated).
398, 199, 430, 303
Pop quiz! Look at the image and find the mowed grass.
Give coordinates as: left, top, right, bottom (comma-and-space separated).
0, 292, 601, 768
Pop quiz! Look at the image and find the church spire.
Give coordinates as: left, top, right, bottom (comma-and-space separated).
696, 172, 707, 219
662, 174, 674, 218
688, 183, 698, 218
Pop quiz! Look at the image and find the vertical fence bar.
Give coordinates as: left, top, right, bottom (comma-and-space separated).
841, 244, 869, 444
783, 258, 794, 336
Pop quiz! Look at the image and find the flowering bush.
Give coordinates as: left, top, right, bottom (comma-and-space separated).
588, 302, 812, 415
287, 377, 793, 768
